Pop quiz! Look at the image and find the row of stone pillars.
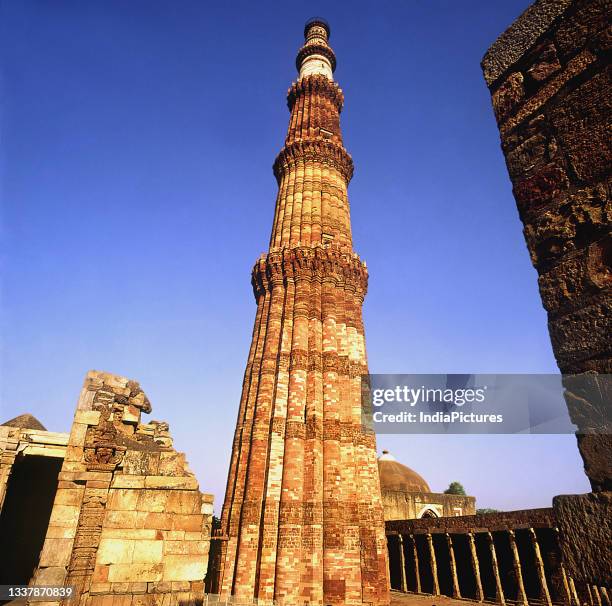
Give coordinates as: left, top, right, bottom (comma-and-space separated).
388, 528, 610, 606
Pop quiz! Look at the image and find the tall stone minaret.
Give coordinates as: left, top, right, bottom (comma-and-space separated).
218, 18, 389, 606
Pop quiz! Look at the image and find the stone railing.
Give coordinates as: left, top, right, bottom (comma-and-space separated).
386, 509, 610, 606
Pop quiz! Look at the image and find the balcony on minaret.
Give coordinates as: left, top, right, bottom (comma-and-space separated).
297, 18, 336, 80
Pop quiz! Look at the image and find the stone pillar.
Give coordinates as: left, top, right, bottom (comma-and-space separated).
481, 0, 611, 589
486, 532, 505, 606
398, 534, 408, 592
529, 528, 552, 606
386, 536, 392, 590
569, 576, 580, 606
592, 586, 603, 606
559, 561, 573, 606
446, 533, 461, 598
468, 532, 484, 602
508, 530, 529, 606
410, 534, 421, 594
587, 584, 595, 606
426, 533, 440, 596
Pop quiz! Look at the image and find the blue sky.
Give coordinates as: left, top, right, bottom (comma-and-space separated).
0, 0, 590, 512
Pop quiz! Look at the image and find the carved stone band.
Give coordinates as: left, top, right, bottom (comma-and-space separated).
251, 245, 368, 299
273, 139, 354, 184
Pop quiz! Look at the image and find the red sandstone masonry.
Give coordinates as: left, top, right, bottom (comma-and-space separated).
218, 20, 389, 606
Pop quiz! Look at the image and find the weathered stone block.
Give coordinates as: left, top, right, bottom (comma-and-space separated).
165, 491, 198, 514
132, 539, 163, 563
32, 565, 67, 586
128, 582, 148, 594
513, 162, 569, 216
54, 488, 85, 507
549, 299, 612, 369
45, 524, 77, 539
525, 39, 561, 83
137, 490, 168, 513
553, 491, 612, 585
492, 72, 524, 123
104, 510, 138, 529
144, 476, 198, 490
550, 71, 612, 182
524, 185, 610, 268
100, 528, 158, 540
554, 0, 610, 57
98, 538, 135, 564
505, 132, 549, 179
137, 512, 173, 530
111, 475, 146, 489
122, 405, 141, 425
89, 582, 112, 594
108, 562, 163, 583
122, 451, 160, 476
74, 410, 102, 425
49, 504, 81, 526
171, 513, 203, 532
91, 564, 110, 583
575, 434, 612, 492
161, 555, 206, 581
157, 452, 187, 476
108, 488, 140, 511
39, 537, 75, 567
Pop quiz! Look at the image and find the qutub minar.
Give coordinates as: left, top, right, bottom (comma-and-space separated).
216, 18, 390, 606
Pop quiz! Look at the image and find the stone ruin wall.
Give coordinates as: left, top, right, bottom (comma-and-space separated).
381, 490, 476, 521
387, 507, 555, 535
15, 370, 215, 606
0, 427, 68, 512
481, 0, 610, 588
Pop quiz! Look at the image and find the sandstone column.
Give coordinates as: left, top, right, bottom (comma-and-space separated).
398, 534, 408, 592
569, 576, 580, 606
508, 530, 529, 606
410, 534, 421, 593
446, 533, 461, 598
481, 1, 611, 588
587, 584, 595, 606
487, 532, 506, 606
469, 532, 485, 602
218, 18, 389, 606
426, 533, 440, 596
559, 561, 573, 606
529, 528, 552, 606
593, 586, 603, 606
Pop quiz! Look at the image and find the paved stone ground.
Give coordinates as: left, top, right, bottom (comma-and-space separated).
390, 591, 476, 606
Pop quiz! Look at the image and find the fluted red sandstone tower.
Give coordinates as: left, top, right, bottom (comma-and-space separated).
217, 18, 390, 606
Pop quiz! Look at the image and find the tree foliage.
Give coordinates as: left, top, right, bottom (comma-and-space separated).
444, 481, 466, 495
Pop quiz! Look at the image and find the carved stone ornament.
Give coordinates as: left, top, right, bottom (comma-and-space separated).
83, 411, 126, 471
